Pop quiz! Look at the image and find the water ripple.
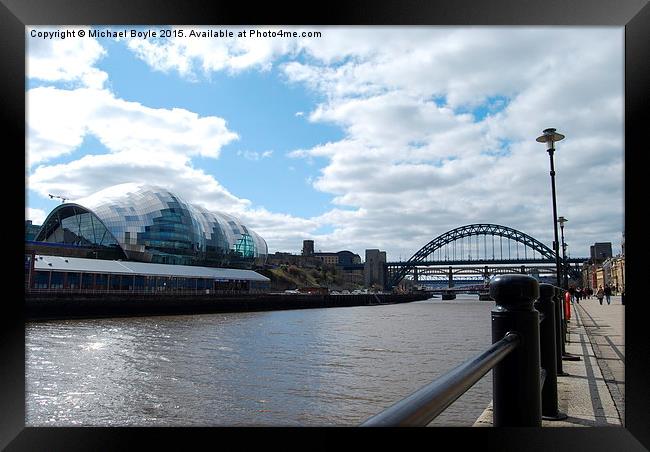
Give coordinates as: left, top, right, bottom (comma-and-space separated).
26, 295, 495, 426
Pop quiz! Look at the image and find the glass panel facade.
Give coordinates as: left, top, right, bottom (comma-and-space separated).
27, 269, 268, 294
66, 272, 80, 289
35, 204, 125, 257
33, 271, 49, 289
110, 275, 121, 290
95, 274, 108, 289
50, 272, 64, 289
234, 233, 256, 258
119, 276, 132, 290
35, 184, 268, 269
82, 273, 94, 289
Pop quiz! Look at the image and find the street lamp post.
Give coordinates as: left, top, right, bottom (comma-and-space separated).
536, 128, 565, 288
537, 128, 580, 364
558, 216, 569, 289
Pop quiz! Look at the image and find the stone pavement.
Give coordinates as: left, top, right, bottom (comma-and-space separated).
572, 294, 625, 424
473, 295, 624, 427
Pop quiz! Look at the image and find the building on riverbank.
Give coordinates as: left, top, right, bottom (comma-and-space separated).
590, 242, 613, 263
25, 220, 41, 241
25, 253, 270, 294
266, 241, 364, 289
25, 184, 273, 296
581, 238, 624, 294
364, 249, 387, 289
270, 240, 361, 267
30, 183, 268, 270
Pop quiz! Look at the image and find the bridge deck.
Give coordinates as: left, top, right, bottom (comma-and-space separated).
386, 257, 587, 266
342, 257, 587, 271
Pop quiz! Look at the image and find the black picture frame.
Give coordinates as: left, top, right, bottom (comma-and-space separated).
4, 0, 648, 449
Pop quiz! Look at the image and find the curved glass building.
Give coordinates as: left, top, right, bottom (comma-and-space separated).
35, 184, 268, 268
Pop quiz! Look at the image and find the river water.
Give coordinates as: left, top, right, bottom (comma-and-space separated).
26, 295, 496, 426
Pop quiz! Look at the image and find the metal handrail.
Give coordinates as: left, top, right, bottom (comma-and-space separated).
362, 275, 563, 427
361, 332, 520, 427
24, 288, 261, 296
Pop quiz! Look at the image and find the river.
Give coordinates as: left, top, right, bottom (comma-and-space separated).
26, 295, 495, 426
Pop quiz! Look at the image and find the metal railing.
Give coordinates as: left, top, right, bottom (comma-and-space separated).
25, 287, 264, 296
361, 332, 520, 426
361, 274, 568, 427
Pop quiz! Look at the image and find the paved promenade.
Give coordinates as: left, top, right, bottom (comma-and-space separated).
572, 294, 625, 424
474, 294, 624, 427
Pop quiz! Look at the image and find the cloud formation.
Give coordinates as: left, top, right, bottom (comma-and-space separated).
280, 29, 624, 257
27, 27, 109, 89
27, 86, 239, 166
26, 27, 624, 259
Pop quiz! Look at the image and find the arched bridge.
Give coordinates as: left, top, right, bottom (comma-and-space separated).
386, 224, 585, 289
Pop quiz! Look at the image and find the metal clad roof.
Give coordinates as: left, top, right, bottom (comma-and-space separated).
70, 184, 268, 261
33, 255, 270, 282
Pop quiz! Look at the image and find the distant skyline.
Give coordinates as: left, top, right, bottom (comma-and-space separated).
26, 26, 624, 260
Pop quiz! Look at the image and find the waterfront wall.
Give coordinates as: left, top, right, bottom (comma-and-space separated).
25, 292, 430, 321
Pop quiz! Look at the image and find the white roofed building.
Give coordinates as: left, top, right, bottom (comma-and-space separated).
26, 254, 270, 294
33, 184, 268, 269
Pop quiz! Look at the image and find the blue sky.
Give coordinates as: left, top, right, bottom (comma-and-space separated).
28, 33, 343, 218
26, 26, 624, 259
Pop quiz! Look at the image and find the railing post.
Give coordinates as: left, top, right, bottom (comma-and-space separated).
490, 274, 541, 427
553, 287, 566, 375
535, 283, 567, 420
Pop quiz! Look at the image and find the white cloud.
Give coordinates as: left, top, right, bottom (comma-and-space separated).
27, 86, 239, 166
29, 150, 249, 211
26, 207, 47, 224
236, 207, 321, 253
27, 27, 108, 89
125, 26, 306, 78
26, 27, 625, 260
25, 27, 325, 255
28, 148, 321, 254
280, 28, 624, 258
237, 150, 273, 161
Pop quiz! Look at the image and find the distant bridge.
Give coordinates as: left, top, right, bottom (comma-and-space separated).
342, 224, 587, 290
386, 224, 587, 289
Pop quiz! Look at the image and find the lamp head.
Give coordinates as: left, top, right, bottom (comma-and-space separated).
536, 128, 565, 150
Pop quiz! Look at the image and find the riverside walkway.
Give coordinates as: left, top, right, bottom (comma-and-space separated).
474, 294, 624, 427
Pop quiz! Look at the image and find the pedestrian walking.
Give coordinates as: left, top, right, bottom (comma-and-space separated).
575, 287, 582, 303
604, 284, 612, 305
568, 285, 576, 302
596, 286, 604, 305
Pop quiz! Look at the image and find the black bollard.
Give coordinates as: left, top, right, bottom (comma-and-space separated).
490, 274, 542, 427
553, 287, 566, 375
556, 287, 581, 362
535, 284, 567, 420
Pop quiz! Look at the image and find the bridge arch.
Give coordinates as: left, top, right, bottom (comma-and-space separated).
389, 224, 557, 288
